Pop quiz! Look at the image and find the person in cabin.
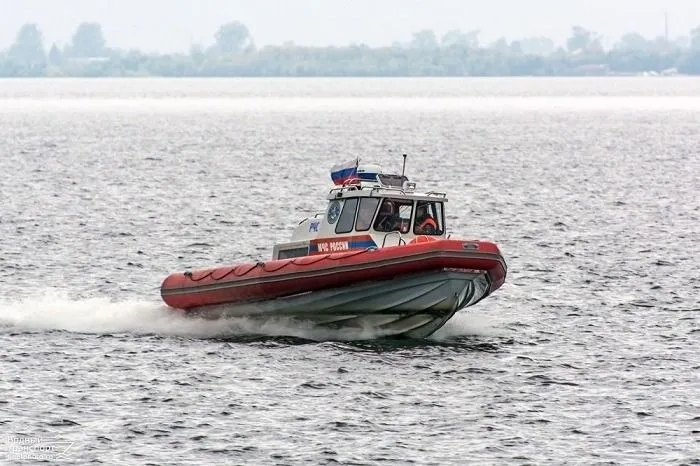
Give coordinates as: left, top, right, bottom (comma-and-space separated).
374, 199, 400, 232
414, 202, 438, 234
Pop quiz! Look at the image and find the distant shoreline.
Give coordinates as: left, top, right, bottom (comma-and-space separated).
4, 22, 698, 78
1, 47, 691, 78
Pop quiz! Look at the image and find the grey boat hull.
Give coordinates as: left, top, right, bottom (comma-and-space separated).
186, 269, 492, 339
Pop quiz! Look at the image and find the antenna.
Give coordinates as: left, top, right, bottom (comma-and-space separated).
401, 153, 407, 178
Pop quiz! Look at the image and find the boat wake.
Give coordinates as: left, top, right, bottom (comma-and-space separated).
429, 312, 502, 341
0, 289, 500, 342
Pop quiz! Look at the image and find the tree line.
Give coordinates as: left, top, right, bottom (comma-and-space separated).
2, 21, 700, 77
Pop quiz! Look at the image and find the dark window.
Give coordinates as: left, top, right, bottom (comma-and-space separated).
355, 197, 380, 231
335, 198, 359, 234
373, 198, 414, 234
278, 247, 309, 259
413, 201, 444, 236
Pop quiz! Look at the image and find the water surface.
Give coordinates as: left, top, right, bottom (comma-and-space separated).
0, 77, 698, 465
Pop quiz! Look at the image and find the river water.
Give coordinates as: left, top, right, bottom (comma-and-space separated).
0, 77, 698, 465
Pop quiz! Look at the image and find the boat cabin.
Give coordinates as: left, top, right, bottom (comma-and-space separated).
272, 162, 448, 260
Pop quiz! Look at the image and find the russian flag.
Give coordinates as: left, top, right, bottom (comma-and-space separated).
330, 158, 359, 185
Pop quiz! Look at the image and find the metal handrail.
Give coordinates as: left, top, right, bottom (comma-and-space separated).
328, 184, 448, 200
298, 213, 325, 224
381, 231, 406, 248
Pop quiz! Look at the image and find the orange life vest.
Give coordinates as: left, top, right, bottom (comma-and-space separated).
418, 217, 437, 232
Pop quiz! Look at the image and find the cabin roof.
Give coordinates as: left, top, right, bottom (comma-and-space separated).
327, 162, 448, 202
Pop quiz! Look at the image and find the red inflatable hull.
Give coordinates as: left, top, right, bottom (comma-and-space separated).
160, 239, 507, 310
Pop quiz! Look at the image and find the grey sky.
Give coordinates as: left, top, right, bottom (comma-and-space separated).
1, 0, 697, 52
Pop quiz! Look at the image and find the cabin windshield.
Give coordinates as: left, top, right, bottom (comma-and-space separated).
335, 198, 359, 234
355, 197, 380, 232
413, 200, 444, 235
374, 198, 413, 234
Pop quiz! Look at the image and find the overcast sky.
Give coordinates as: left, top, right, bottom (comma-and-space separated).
1, 0, 697, 52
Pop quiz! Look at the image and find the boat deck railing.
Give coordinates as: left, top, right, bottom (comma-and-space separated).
381, 231, 406, 248
328, 182, 447, 199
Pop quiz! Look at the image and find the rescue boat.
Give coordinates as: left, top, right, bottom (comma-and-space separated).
160, 156, 507, 339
